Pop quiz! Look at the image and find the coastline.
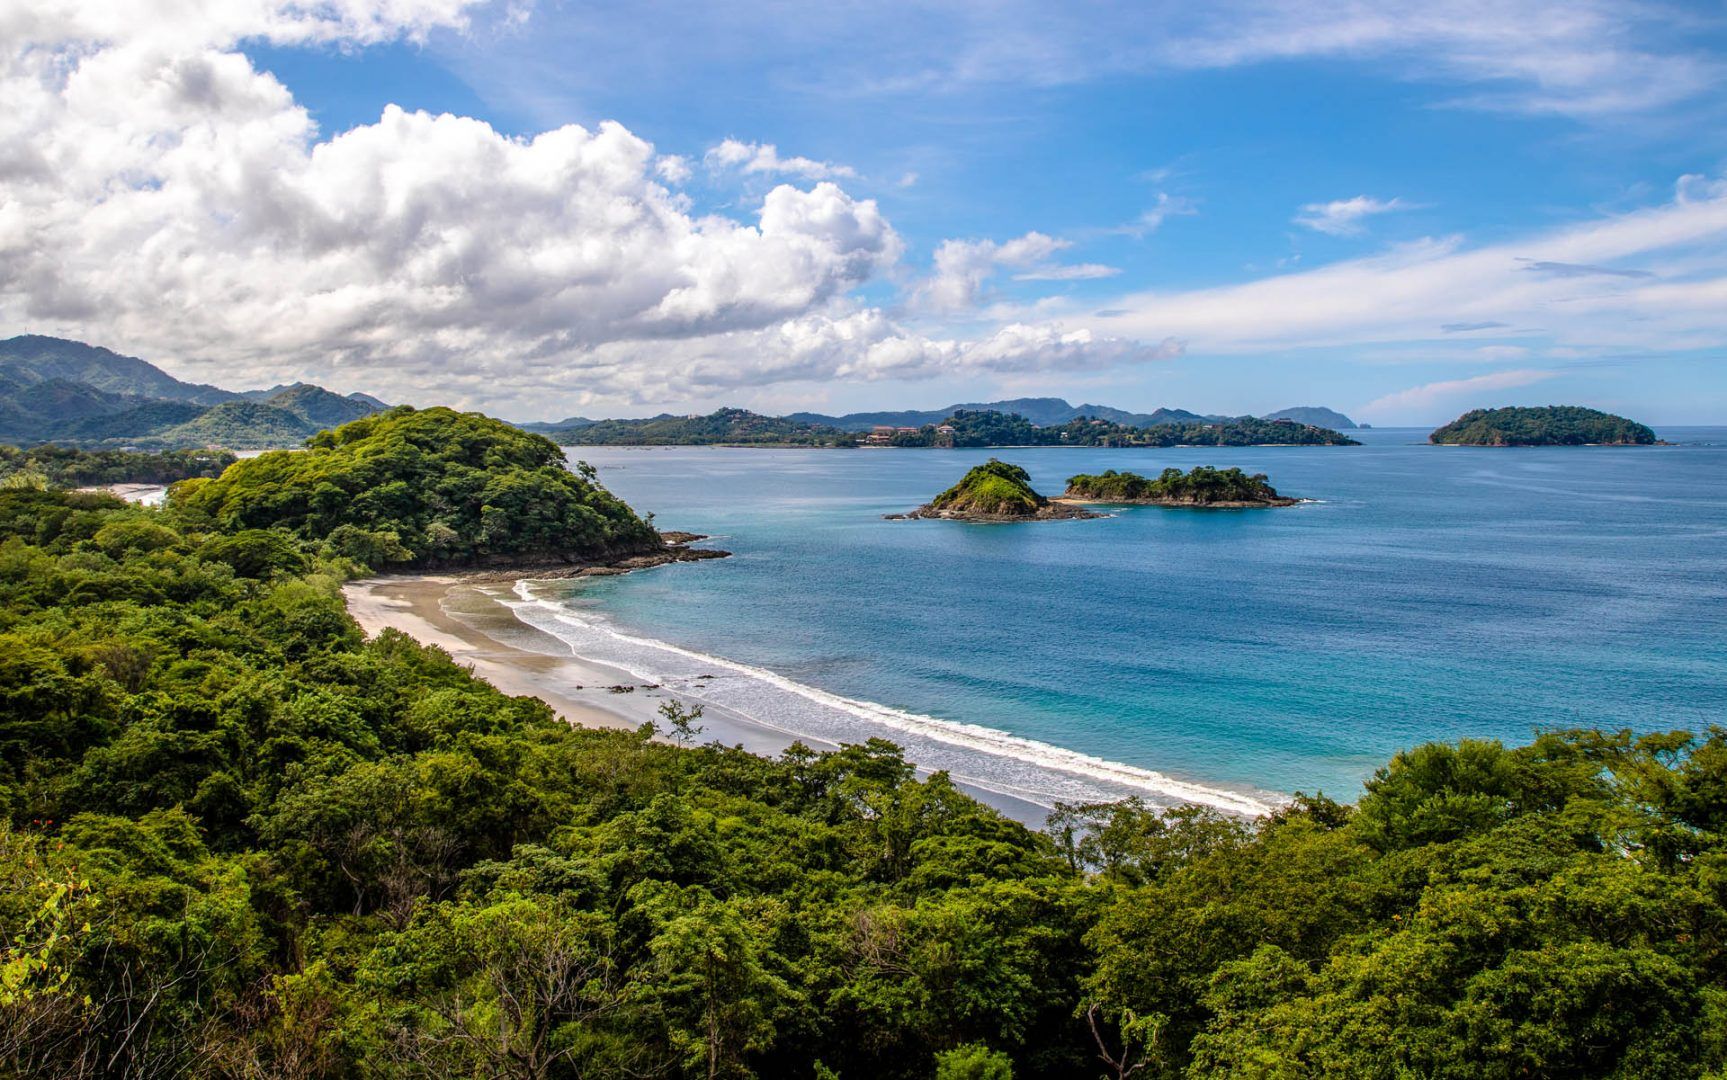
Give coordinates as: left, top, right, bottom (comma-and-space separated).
341, 574, 1065, 827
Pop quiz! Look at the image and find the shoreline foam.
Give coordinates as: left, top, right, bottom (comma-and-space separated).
344, 573, 1280, 821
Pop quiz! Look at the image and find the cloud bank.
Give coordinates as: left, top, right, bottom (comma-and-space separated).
0, 0, 1154, 414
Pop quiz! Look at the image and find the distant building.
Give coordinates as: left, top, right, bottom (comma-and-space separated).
935, 425, 955, 434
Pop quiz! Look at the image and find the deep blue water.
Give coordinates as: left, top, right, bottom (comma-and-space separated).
536, 428, 1727, 805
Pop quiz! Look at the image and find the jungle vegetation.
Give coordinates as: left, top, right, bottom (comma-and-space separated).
0, 427, 1722, 1077
0, 446, 235, 489
1063, 467, 1294, 505
170, 406, 661, 569
1429, 406, 1657, 446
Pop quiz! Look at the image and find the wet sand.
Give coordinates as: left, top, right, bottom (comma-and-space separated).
342, 575, 1058, 828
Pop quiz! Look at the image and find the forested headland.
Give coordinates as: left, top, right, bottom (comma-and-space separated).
1, 412, 1724, 1078
172, 406, 663, 569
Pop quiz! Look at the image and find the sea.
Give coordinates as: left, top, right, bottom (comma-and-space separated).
473, 428, 1727, 815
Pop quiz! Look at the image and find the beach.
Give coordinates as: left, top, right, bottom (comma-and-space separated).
342, 574, 1064, 826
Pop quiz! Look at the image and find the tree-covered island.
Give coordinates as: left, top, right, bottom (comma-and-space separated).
170, 406, 720, 572
1062, 466, 1299, 507
894, 458, 1100, 521
1429, 405, 1657, 446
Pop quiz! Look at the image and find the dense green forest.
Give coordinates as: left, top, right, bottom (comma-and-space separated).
890, 411, 1357, 448
1063, 467, 1294, 505
0, 445, 235, 488
546, 408, 854, 446
172, 407, 661, 569
1430, 406, 1657, 446
2, 485, 1724, 1076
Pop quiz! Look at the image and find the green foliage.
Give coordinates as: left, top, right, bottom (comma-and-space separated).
0, 445, 234, 487
894, 410, 1358, 448
1, 487, 1724, 1078
556, 408, 855, 447
1430, 405, 1657, 446
171, 406, 661, 567
935, 1042, 1014, 1079
1063, 466, 1290, 505
926, 459, 1047, 516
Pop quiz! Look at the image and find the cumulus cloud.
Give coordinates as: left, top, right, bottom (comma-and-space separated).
1295, 195, 1414, 236
1360, 368, 1558, 419
917, 231, 1120, 310
704, 138, 856, 180
0, 3, 1160, 414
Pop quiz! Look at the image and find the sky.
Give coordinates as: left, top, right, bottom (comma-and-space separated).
3, 2, 1726, 423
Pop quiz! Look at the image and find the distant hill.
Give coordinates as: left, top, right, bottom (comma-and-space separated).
0, 335, 234, 404
0, 336, 386, 448
553, 408, 852, 446
1263, 406, 1359, 429
788, 397, 1224, 431
1430, 406, 1656, 447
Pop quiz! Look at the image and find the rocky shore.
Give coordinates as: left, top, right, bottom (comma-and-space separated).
437, 530, 731, 583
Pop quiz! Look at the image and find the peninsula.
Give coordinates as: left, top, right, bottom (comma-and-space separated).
170, 405, 725, 572
1429, 405, 1657, 446
1062, 466, 1299, 507
893, 458, 1100, 521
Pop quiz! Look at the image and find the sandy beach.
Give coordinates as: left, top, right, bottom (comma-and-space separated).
342, 574, 1057, 826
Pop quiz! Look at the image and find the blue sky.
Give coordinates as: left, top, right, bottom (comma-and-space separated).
6, 1, 1727, 422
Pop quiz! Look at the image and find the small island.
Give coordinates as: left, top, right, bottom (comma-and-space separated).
1429, 406, 1657, 446
892, 458, 1099, 521
1062, 466, 1299, 507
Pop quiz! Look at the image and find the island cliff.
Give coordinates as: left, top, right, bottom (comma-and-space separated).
893, 459, 1099, 521
1062, 466, 1298, 507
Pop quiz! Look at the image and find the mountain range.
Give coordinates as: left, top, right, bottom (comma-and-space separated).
0, 336, 385, 448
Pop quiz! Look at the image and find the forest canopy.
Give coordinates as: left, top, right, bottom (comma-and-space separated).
1063, 466, 1293, 505
170, 406, 661, 568
1429, 406, 1657, 446
1, 464, 1724, 1076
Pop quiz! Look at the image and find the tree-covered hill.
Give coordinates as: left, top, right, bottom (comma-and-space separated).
0, 336, 385, 448
905, 458, 1096, 520
1, 484, 1724, 1076
1064, 466, 1296, 506
1430, 406, 1657, 446
170, 406, 661, 568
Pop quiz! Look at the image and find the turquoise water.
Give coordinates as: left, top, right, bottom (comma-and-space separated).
527, 429, 1727, 808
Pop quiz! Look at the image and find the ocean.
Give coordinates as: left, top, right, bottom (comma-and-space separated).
478, 428, 1727, 814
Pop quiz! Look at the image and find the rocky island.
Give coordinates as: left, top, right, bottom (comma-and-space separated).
1429, 405, 1657, 446
1062, 466, 1299, 507
891, 458, 1100, 521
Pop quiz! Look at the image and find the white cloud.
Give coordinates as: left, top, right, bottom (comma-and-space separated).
0, 5, 1160, 415
704, 138, 856, 180
1013, 264, 1120, 282
460, 0, 1723, 123
1117, 192, 1197, 238
1295, 195, 1413, 236
1360, 368, 1558, 420
918, 231, 1121, 309
1090, 174, 1727, 356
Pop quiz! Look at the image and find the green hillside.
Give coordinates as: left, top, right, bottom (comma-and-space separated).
171, 406, 661, 567
1430, 406, 1657, 446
